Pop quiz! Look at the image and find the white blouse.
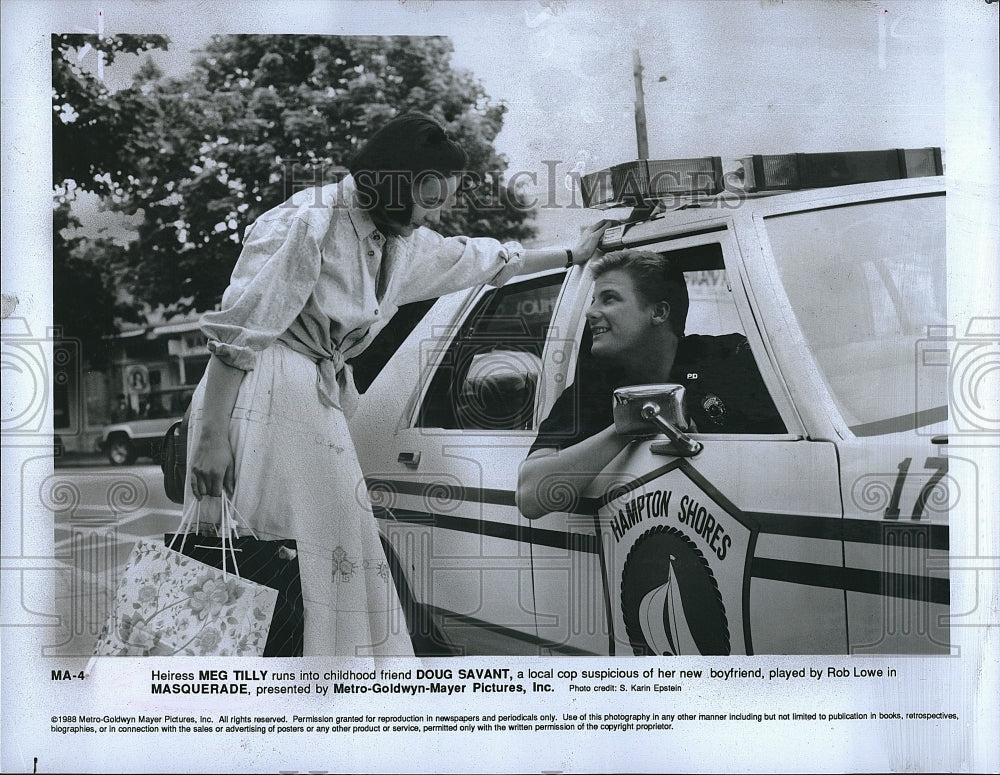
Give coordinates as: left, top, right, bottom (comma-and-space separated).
201, 176, 524, 413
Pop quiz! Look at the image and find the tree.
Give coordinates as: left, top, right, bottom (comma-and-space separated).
115, 35, 536, 313
52, 203, 140, 367
52, 33, 171, 198
51, 33, 170, 360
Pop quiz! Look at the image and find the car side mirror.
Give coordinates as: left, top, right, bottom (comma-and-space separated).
613, 384, 703, 457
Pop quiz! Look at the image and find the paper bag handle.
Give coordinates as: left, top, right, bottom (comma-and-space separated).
168, 496, 248, 578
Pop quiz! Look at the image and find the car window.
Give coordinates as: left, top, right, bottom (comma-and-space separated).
139, 388, 194, 418
577, 242, 786, 435
684, 268, 743, 336
764, 195, 946, 435
416, 273, 564, 430
350, 299, 437, 393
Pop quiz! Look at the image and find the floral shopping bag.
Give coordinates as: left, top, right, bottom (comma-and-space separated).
93, 500, 278, 657
163, 532, 303, 657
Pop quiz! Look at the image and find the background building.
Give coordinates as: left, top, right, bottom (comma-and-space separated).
55, 312, 206, 453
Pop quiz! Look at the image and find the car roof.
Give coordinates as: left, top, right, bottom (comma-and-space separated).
612, 176, 945, 244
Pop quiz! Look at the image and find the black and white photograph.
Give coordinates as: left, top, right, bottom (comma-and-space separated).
2, 0, 998, 772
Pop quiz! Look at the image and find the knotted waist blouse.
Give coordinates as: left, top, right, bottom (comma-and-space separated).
201, 176, 525, 414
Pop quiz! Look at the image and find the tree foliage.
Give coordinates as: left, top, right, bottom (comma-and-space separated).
52, 203, 141, 367
52, 33, 171, 198
115, 35, 536, 313
52, 33, 170, 359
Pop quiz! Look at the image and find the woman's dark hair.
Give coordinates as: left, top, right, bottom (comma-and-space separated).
589, 249, 689, 337
348, 112, 467, 226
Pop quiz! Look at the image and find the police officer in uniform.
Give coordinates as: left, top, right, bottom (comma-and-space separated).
517, 249, 784, 520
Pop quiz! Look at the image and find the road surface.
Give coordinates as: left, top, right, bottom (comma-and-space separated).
37, 463, 183, 657
28, 462, 512, 657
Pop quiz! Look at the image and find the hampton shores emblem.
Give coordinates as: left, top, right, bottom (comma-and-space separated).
603, 472, 754, 656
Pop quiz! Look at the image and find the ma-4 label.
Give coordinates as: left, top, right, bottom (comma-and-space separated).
600, 468, 756, 656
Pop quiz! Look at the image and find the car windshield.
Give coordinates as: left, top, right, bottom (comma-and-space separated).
764, 194, 946, 436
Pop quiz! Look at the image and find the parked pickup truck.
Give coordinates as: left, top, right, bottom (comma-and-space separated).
99, 387, 194, 465
349, 148, 951, 656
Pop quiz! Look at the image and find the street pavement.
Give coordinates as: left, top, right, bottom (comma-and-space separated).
54, 451, 133, 468
41, 462, 183, 656
33, 460, 530, 657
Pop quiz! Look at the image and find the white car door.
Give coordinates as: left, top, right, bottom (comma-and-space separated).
758, 186, 950, 655
352, 269, 590, 654
545, 226, 849, 655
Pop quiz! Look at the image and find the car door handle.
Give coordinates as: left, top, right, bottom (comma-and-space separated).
398, 451, 421, 468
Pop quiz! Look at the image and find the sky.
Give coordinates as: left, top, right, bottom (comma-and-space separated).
447, 0, 948, 171
47, 1, 954, 178
24, 0, 974, 246
2, 0, 996, 283
132, 0, 949, 169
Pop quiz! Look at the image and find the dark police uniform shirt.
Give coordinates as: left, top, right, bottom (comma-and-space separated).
528, 333, 785, 456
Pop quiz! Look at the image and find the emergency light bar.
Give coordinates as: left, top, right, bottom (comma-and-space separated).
743, 147, 942, 192
580, 157, 724, 209
580, 147, 942, 208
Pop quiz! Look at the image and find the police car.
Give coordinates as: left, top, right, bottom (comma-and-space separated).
349, 147, 949, 656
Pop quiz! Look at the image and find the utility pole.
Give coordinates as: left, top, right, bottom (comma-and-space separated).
632, 48, 650, 160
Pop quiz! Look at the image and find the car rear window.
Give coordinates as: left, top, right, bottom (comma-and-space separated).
764, 194, 946, 435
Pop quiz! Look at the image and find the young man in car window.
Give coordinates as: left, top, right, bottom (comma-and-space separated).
516, 249, 782, 520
